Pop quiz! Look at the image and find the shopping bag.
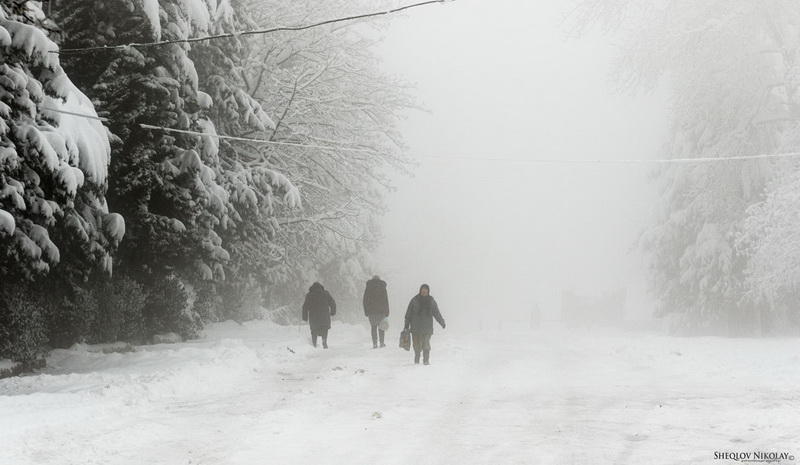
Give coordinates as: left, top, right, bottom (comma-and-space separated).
378, 317, 389, 332
399, 329, 411, 351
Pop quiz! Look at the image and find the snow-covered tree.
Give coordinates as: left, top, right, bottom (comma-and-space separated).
55, 0, 298, 291
227, 0, 413, 315
0, 1, 122, 283
578, 1, 800, 333
738, 167, 800, 332
0, 0, 124, 360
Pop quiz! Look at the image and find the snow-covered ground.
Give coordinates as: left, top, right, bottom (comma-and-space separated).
1, 320, 799, 464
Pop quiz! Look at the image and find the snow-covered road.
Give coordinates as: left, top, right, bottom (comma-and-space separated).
2, 321, 799, 464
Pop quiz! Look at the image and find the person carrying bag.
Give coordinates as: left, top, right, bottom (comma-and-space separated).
403, 283, 445, 365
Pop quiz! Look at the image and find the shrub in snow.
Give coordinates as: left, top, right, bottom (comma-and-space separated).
151, 332, 182, 344
0, 286, 47, 363
45, 284, 98, 348
192, 281, 223, 322
143, 274, 202, 339
217, 281, 246, 320
91, 275, 147, 343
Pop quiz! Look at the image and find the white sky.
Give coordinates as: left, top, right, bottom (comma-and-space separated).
372, 0, 668, 328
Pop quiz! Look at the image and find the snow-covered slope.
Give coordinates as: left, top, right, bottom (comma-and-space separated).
1, 321, 798, 464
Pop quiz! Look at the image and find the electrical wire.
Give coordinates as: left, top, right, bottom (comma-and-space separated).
40, 106, 109, 122
44, 105, 800, 165
55, 0, 455, 54
40, 2, 793, 165
138, 124, 376, 153
415, 152, 800, 165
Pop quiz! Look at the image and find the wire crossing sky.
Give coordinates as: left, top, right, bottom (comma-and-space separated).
138, 124, 377, 154
54, 0, 457, 54
44, 105, 800, 165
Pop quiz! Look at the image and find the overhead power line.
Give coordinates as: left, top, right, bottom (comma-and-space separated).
139, 124, 376, 153
55, 0, 455, 54
417, 152, 800, 165
141, 123, 800, 164
40, 106, 109, 122
45, 106, 800, 165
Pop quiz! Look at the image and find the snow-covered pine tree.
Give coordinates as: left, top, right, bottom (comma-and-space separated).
578, 1, 800, 334
55, 0, 298, 300
56, 0, 232, 285
0, 1, 121, 281
0, 0, 123, 359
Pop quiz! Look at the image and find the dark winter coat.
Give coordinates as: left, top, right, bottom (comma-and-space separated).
363, 278, 390, 317
404, 294, 445, 335
302, 283, 336, 331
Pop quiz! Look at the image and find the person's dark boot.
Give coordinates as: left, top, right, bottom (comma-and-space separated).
323, 339, 328, 349
423, 350, 430, 365
373, 341, 378, 349
379, 330, 385, 347
414, 352, 420, 364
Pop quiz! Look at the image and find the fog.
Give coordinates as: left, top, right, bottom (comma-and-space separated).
6, 2, 800, 462
373, 0, 668, 330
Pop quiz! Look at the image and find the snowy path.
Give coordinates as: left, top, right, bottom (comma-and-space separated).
2, 321, 799, 464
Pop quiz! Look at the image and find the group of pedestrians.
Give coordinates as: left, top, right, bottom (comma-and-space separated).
301, 276, 446, 365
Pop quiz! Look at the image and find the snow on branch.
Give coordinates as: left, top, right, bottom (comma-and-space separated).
55, 1, 456, 54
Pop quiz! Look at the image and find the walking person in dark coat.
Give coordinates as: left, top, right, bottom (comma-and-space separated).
404, 284, 445, 365
302, 282, 336, 348
363, 275, 390, 348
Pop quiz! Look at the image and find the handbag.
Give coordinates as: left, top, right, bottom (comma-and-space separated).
399, 329, 411, 351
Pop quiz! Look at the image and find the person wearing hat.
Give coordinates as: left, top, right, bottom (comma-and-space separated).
363, 275, 390, 348
403, 284, 446, 365
302, 282, 337, 348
